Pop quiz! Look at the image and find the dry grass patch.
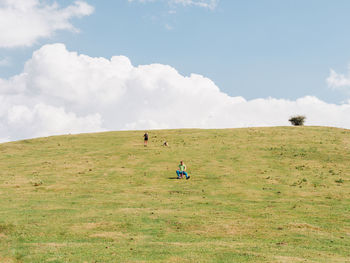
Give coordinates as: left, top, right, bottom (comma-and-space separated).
89, 231, 131, 241
32, 242, 68, 248
273, 255, 308, 263
0, 257, 16, 263
288, 223, 320, 231
71, 222, 115, 232
192, 222, 243, 237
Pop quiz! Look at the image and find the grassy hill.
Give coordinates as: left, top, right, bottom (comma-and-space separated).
0, 127, 349, 263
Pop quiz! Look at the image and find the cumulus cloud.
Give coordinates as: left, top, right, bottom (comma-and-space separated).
0, 0, 94, 48
327, 67, 350, 95
128, 0, 218, 9
0, 57, 10, 66
0, 43, 350, 142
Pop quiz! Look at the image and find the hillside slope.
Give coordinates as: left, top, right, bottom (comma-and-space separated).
0, 127, 349, 262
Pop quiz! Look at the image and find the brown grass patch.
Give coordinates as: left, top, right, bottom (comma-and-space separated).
32, 242, 68, 248
89, 231, 129, 241
274, 255, 306, 262
288, 223, 321, 231
71, 222, 113, 231
0, 257, 16, 263
192, 223, 242, 237
166, 256, 193, 263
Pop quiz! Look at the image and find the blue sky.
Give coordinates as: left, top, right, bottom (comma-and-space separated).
2, 0, 350, 102
1, 0, 350, 141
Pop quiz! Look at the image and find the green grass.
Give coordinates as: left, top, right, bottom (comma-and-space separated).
0, 126, 349, 262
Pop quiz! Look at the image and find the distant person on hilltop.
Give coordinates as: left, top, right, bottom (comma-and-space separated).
176, 160, 190, 180
144, 132, 149, 147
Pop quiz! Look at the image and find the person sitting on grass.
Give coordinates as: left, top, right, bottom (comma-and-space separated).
176, 160, 190, 180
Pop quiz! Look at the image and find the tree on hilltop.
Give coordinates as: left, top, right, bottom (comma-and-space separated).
289, 115, 306, 126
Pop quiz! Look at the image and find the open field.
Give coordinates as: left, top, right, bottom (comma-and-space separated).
0, 126, 349, 262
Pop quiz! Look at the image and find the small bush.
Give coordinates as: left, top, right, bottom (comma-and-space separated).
289, 115, 306, 126
335, 179, 344, 184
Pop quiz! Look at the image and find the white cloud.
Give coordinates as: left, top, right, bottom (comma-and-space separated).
0, 0, 94, 48
165, 23, 173, 30
171, 0, 218, 9
128, 0, 218, 9
0, 43, 350, 142
327, 67, 350, 93
0, 57, 10, 66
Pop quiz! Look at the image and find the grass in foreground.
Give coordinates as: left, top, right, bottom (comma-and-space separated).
0, 126, 349, 262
